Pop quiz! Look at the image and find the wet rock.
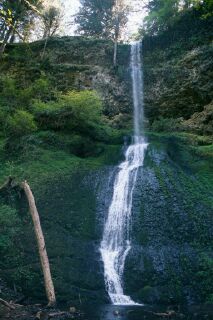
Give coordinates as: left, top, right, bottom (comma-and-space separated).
69, 307, 76, 313
113, 310, 120, 316
143, 42, 213, 129
35, 311, 49, 320
0, 304, 10, 319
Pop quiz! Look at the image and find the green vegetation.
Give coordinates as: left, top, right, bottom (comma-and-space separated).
33, 90, 102, 133
141, 0, 213, 37
0, 0, 213, 309
0, 0, 64, 55
151, 117, 183, 132
75, 0, 115, 38
0, 36, 129, 301
0, 59, 123, 158
142, 4, 213, 135
0, 35, 130, 191
0, 205, 20, 256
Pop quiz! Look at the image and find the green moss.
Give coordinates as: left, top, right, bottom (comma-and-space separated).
137, 285, 153, 301
0, 137, 122, 189
0, 205, 20, 256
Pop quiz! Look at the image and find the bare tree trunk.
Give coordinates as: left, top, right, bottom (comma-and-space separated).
41, 36, 49, 59
0, 26, 13, 54
113, 13, 119, 67
9, 32, 15, 43
41, 28, 51, 59
0, 22, 6, 41
113, 38, 118, 67
21, 180, 56, 306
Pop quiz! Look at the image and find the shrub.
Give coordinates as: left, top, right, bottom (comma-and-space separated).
7, 110, 37, 137
0, 74, 54, 115
30, 76, 53, 101
151, 117, 183, 132
33, 90, 102, 135
0, 76, 32, 109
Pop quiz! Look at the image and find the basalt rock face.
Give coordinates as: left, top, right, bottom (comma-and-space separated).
143, 36, 213, 131
123, 136, 213, 304
1, 137, 212, 305
0, 167, 110, 304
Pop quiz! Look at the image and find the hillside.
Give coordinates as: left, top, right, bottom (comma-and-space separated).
0, 12, 213, 318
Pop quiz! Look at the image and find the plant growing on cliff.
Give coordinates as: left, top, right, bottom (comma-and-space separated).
151, 117, 183, 132
7, 110, 37, 138
33, 90, 102, 134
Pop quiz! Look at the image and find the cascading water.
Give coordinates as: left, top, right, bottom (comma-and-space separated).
100, 42, 148, 305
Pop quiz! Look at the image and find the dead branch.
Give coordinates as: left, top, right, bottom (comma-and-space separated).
152, 310, 177, 318
0, 298, 23, 310
0, 176, 14, 190
21, 180, 56, 306
49, 311, 68, 318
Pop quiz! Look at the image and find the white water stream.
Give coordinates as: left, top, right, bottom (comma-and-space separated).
100, 42, 148, 305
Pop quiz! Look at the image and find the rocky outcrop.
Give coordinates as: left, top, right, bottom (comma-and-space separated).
182, 101, 213, 135
143, 42, 213, 132
4, 37, 132, 126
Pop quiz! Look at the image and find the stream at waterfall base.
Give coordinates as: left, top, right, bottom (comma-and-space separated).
77, 303, 213, 320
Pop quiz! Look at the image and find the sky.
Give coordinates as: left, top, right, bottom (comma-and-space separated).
61, 0, 81, 35
60, 0, 148, 38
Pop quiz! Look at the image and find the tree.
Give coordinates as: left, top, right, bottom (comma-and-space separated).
75, 0, 128, 66
111, 0, 129, 66
0, 0, 42, 53
75, 0, 115, 38
41, 6, 61, 38
198, 0, 213, 18
140, 0, 213, 36
142, 0, 180, 36
41, 5, 62, 57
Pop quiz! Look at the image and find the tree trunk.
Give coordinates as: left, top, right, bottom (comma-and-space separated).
9, 32, 15, 43
0, 22, 6, 41
113, 14, 119, 67
41, 36, 49, 59
21, 180, 56, 306
0, 26, 13, 54
42, 28, 51, 59
113, 38, 118, 67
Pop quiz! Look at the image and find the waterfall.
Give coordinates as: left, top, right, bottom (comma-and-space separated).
100, 42, 148, 305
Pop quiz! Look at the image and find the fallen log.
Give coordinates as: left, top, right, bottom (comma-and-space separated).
49, 311, 68, 318
152, 310, 177, 318
21, 180, 56, 307
35, 311, 49, 320
0, 298, 15, 310
0, 298, 23, 310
